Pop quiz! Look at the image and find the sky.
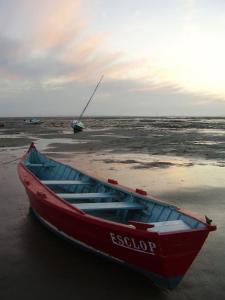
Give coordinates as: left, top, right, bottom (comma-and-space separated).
1, 0, 225, 117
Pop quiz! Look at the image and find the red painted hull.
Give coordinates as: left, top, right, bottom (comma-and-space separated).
18, 151, 216, 289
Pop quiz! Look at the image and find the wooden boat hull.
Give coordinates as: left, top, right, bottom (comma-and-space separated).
73, 125, 83, 133
71, 120, 84, 133
24, 118, 42, 125
18, 145, 216, 289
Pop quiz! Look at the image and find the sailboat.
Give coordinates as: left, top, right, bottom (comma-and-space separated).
24, 118, 43, 125
71, 75, 104, 133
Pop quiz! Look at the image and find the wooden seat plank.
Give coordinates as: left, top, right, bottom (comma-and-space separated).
57, 192, 117, 200
26, 163, 55, 167
148, 220, 190, 233
73, 201, 144, 211
41, 180, 90, 185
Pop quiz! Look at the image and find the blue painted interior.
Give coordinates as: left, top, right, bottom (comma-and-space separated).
24, 148, 206, 231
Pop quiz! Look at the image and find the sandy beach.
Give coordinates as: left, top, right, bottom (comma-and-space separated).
0, 117, 225, 299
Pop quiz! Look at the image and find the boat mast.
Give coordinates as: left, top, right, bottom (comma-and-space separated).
78, 75, 104, 121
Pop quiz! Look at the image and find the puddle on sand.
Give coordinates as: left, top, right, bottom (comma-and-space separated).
85, 127, 114, 132
92, 134, 131, 139
197, 129, 225, 136
0, 133, 27, 138
0, 135, 90, 152
33, 137, 89, 151
62, 130, 74, 135
60, 152, 225, 196
193, 141, 224, 145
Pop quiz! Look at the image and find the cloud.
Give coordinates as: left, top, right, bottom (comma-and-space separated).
33, 0, 85, 51
1, 0, 225, 118
63, 35, 109, 64
2, 77, 225, 117
0, 0, 123, 89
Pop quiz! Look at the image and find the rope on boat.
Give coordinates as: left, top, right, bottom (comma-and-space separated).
1, 157, 21, 165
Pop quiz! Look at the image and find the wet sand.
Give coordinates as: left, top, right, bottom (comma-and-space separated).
0, 117, 225, 299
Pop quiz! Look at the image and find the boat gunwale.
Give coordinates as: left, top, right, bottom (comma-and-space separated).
18, 161, 214, 238
18, 144, 216, 234
18, 161, 155, 237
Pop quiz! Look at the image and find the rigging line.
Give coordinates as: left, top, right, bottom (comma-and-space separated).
78, 74, 104, 121
1, 157, 21, 165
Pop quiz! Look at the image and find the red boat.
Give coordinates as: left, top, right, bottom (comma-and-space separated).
18, 143, 216, 289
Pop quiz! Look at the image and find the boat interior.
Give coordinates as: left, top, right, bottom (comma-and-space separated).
24, 148, 206, 233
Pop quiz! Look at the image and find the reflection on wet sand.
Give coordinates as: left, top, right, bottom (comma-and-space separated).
57, 152, 225, 196
1, 117, 225, 299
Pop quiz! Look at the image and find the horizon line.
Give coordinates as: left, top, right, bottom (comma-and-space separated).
1, 115, 225, 118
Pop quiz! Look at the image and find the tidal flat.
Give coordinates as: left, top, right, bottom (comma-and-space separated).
0, 116, 224, 300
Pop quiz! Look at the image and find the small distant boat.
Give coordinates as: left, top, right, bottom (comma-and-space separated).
70, 120, 85, 133
24, 118, 42, 125
18, 143, 216, 289
0, 122, 4, 128
71, 75, 103, 133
